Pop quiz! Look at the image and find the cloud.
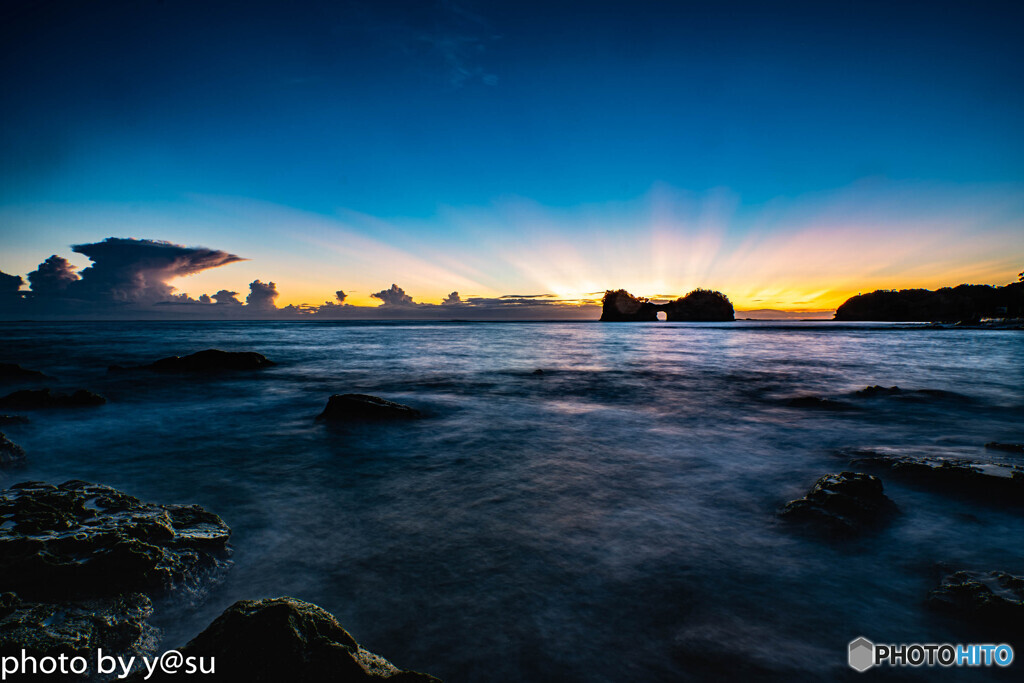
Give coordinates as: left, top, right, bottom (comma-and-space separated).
49, 238, 244, 304
441, 291, 462, 305
213, 289, 242, 305
246, 280, 278, 310
0, 270, 23, 297
27, 255, 78, 295
335, 290, 347, 304
371, 283, 415, 306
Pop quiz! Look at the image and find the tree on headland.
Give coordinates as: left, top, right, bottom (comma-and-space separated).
834, 278, 1024, 321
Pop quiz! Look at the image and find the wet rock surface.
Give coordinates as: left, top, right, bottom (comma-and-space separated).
779, 472, 897, 535
0, 433, 25, 468
843, 449, 1024, 504
0, 591, 157, 660
110, 349, 276, 373
317, 394, 421, 421
0, 480, 231, 600
0, 363, 49, 383
0, 388, 106, 410
928, 570, 1024, 630
130, 597, 440, 682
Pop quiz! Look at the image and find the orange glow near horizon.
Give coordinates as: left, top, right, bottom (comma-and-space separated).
5, 180, 1022, 316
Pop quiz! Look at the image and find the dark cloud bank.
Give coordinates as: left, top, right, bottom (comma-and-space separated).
0, 237, 598, 320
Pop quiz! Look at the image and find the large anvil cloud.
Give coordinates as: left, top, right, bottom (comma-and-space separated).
66, 238, 244, 303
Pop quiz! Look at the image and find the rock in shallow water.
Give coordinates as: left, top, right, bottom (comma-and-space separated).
0, 433, 25, 468
110, 349, 276, 373
779, 471, 897, 535
0, 388, 106, 410
845, 449, 1024, 504
929, 570, 1024, 630
0, 363, 49, 383
0, 591, 157, 661
129, 597, 440, 682
0, 480, 231, 600
317, 394, 421, 421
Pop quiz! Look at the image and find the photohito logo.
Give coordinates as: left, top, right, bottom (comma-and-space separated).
848, 637, 1014, 671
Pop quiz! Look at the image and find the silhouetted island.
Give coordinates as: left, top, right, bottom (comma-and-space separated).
834, 280, 1024, 322
600, 289, 735, 322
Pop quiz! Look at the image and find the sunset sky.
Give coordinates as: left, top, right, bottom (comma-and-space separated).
1, 0, 1022, 318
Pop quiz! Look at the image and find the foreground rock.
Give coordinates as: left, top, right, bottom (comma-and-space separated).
317, 394, 421, 421
779, 472, 897, 535
0, 480, 231, 599
0, 433, 25, 468
0, 592, 157, 661
111, 349, 276, 373
928, 570, 1024, 631
130, 597, 440, 682
0, 363, 48, 383
0, 388, 106, 409
844, 449, 1024, 504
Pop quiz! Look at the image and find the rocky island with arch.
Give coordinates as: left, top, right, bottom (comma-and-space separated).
599, 289, 735, 322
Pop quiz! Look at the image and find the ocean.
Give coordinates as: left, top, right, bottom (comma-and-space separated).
2, 321, 1022, 681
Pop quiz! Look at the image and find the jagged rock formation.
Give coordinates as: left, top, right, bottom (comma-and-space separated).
110, 349, 276, 373
0, 433, 25, 467
130, 597, 440, 682
0, 481, 231, 667
834, 281, 1024, 322
600, 289, 734, 322
317, 394, 421, 421
778, 472, 897, 535
928, 570, 1024, 630
0, 388, 106, 409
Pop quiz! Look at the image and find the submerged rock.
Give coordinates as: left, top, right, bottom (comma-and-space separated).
0, 591, 157, 661
784, 396, 855, 411
0, 388, 106, 409
0, 363, 48, 383
0, 480, 231, 600
131, 597, 440, 682
985, 442, 1024, 454
928, 570, 1024, 630
111, 349, 276, 373
317, 394, 421, 421
0, 433, 25, 468
779, 472, 897, 535
854, 385, 903, 397
852, 385, 969, 402
845, 450, 1024, 504
0, 415, 28, 426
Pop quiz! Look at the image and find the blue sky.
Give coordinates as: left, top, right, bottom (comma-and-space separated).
1, 0, 1022, 315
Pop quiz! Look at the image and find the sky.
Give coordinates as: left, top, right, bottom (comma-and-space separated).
1, 0, 1022, 319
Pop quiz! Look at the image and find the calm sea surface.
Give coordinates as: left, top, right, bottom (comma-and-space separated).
2, 321, 1022, 681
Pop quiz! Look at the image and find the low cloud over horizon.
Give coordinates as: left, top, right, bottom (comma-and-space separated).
0, 236, 609, 320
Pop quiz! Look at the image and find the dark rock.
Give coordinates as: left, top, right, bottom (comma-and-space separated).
129, 597, 440, 682
0, 363, 48, 383
110, 349, 276, 373
317, 394, 421, 421
928, 570, 1024, 630
0, 591, 157, 661
532, 369, 545, 375
0, 433, 25, 468
0, 415, 29, 426
600, 288, 734, 322
986, 442, 1024, 454
0, 388, 106, 410
784, 396, 854, 411
854, 385, 903, 397
779, 472, 897, 535
845, 450, 1024, 504
0, 480, 231, 601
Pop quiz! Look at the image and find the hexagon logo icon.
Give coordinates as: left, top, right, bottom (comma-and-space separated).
848, 637, 875, 672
